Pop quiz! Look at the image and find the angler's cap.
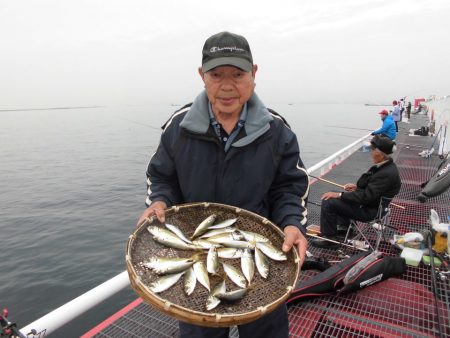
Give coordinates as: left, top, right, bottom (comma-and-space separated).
202, 31, 253, 72
370, 134, 396, 155
378, 109, 389, 116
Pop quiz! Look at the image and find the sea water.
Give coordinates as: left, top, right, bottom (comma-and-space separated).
0, 102, 380, 337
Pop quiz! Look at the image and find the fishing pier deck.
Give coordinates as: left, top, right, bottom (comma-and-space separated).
84, 114, 450, 338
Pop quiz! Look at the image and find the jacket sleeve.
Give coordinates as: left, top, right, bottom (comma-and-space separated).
269, 132, 309, 234
341, 170, 390, 207
145, 131, 183, 207
372, 119, 389, 135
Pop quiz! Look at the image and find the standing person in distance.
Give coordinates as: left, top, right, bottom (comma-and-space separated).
137, 31, 310, 338
390, 100, 401, 132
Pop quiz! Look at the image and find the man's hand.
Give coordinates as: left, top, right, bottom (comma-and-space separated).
282, 225, 307, 268
344, 183, 357, 192
136, 201, 167, 227
321, 191, 341, 200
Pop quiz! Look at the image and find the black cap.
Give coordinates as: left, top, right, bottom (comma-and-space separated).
202, 31, 253, 72
370, 135, 396, 154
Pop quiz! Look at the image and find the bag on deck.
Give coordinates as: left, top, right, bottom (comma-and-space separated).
286, 251, 406, 304
413, 126, 429, 136
418, 157, 450, 202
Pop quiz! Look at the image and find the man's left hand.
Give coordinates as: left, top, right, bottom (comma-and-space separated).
282, 225, 307, 268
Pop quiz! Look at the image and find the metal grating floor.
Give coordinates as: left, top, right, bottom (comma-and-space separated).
89, 114, 450, 337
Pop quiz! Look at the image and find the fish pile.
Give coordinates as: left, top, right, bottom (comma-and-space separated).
141, 214, 287, 311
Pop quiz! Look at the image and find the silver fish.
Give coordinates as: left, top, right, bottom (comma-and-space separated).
241, 248, 255, 284
207, 230, 244, 243
217, 247, 243, 259
205, 279, 226, 311
216, 288, 248, 302
208, 218, 238, 229
183, 267, 196, 296
191, 214, 217, 239
193, 261, 210, 291
255, 242, 287, 261
191, 239, 221, 249
254, 247, 270, 279
164, 223, 193, 244
150, 271, 185, 293
200, 227, 237, 239
222, 262, 247, 288
148, 226, 195, 250
143, 256, 198, 275
238, 229, 271, 243
206, 245, 220, 275
218, 240, 255, 250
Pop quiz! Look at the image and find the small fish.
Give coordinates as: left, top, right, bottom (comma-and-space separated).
164, 223, 193, 244
150, 271, 185, 293
217, 247, 243, 259
238, 229, 271, 243
207, 230, 244, 243
208, 218, 238, 229
191, 214, 217, 239
191, 239, 221, 249
215, 288, 248, 302
254, 247, 269, 279
148, 226, 195, 250
241, 248, 255, 284
255, 242, 287, 261
206, 245, 220, 275
193, 261, 210, 291
183, 267, 196, 296
218, 240, 255, 250
143, 256, 198, 275
205, 279, 226, 311
200, 227, 237, 239
222, 262, 247, 288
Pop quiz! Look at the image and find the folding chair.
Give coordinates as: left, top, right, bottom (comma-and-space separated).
343, 197, 396, 252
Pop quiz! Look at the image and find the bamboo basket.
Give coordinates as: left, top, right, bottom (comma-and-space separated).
126, 202, 300, 327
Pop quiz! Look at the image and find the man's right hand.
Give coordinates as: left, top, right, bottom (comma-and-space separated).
344, 183, 357, 192
136, 201, 167, 227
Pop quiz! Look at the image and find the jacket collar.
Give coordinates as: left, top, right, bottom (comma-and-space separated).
180, 91, 273, 147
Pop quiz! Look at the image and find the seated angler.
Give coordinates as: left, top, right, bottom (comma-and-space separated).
371, 109, 396, 140
312, 135, 402, 249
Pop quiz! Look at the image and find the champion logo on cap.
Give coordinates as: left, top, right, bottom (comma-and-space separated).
210, 46, 246, 53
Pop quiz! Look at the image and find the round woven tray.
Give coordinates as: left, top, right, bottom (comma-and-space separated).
126, 202, 300, 327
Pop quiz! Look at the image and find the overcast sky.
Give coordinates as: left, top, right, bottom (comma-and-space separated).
1, 0, 449, 108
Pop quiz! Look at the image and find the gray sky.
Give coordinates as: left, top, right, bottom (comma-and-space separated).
1, 0, 449, 108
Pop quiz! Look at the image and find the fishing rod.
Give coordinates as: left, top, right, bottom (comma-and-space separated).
425, 231, 444, 338
324, 125, 372, 132
305, 233, 368, 252
309, 174, 406, 210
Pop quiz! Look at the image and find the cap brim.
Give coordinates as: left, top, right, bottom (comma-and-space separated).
202, 57, 253, 72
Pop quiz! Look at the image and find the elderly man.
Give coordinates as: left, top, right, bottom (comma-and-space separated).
137, 31, 309, 338
371, 109, 396, 140
312, 135, 401, 248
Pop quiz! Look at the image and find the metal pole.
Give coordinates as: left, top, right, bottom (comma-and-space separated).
19, 271, 130, 338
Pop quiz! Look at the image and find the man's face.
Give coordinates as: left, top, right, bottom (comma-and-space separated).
371, 147, 386, 164
199, 65, 257, 116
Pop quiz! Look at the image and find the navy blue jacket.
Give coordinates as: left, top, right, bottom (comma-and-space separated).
146, 91, 309, 233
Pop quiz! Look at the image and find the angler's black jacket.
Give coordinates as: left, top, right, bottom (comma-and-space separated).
340, 158, 401, 208
146, 91, 309, 233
